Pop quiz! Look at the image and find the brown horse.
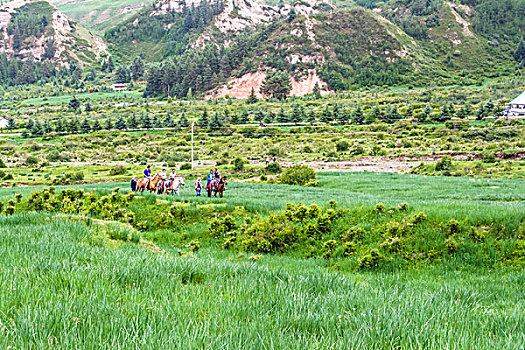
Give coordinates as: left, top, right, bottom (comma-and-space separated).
212, 177, 227, 198
137, 174, 161, 193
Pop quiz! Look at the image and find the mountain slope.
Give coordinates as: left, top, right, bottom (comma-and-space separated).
0, 0, 108, 66
48, 0, 153, 33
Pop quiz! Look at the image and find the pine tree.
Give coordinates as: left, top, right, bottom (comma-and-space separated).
13, 26, 21, 50
141, 114, 152, 129
291, 103, 305, 124
197, 108, 209, 128
230, 112, 240, 125
115, 116, 127, 130
127, 114, 138, 129
246, 87, 258, 104
7, 117, 15, 132
208, 112, 224, 130
153, 115, 162, 128
514, 39, 525, 63
104, 118, 113, 131
27, 119, 34, 132
43, 120, 52, 134
476, 105, 486, 120
92, 119, 102, 131
32, 121, 43, 136
352, 105, 364, 124
130, 56, 145, 80
484, 99, 495, 116
261, 70, 291, 100
277, 107, 289, 123
179, 113, 190, 128
164, 113, 176, 128
366, 106, 381, 124
306, 110, 317, 124
262, 112, 274, 124
420, 103, 432, 122
253, 110, 265, 123
80, 119, 91, 134
388, 106, 402, 122
68, 118, 80, 133
107, 57, 115, 73
55, 118, 65, 133
68, 96, 80, 110
115, 65, 131, 83
333, 104, 342, 123
312, 82, 321, 99
320, 106, 333, 123
436, 104, 450, 122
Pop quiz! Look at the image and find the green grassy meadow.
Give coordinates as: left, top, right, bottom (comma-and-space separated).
0, 172, 523, 348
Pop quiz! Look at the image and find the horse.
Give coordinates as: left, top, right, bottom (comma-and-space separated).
137, 174, 161, 193
163, 176, 185, 196
208, 177, 227, 198
214, 177, 227, 198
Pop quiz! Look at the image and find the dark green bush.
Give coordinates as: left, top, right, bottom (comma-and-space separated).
109, 165, 127, 176
336, 140, 349, 152
266, 162, 282, 174
180, 163, 192, 170
280, 165, 316, 186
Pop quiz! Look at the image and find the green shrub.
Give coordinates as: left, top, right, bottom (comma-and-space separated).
322, 240, 338, 259
375, 202, 386, 213
336, 140, 349, 152
266, 162, 281, 174
435, 156, 453, 173
445, 236, 459, 253
4, 174, 14, 180
25, 156, 39, 166
188, 240, 201, 252
343, 226, 366, 242
482, 152, 496, 163
342, 242, 357, 256
0, 158, 6, 168
358, 249, 383, 269
280, 165, 316, 186
46, 150, 61, 162
180, 163, 192, 170
234, 157, 245, 171
109, 165, 127, 176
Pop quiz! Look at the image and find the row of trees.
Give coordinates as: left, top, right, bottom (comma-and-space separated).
19, 99, 501, 137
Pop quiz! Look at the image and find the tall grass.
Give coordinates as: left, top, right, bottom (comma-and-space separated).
0, 213, 523, 349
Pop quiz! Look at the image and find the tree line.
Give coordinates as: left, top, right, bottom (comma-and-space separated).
16, 98, 502, 138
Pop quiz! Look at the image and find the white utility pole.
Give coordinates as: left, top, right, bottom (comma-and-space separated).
191, 121, 195, 170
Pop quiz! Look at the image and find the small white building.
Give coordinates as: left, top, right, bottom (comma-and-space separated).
111, 83, 127, 91
0, 117, 9, 129
508, 91, 525, 116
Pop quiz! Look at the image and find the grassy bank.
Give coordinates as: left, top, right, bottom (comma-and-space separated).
0, 213, 523, 349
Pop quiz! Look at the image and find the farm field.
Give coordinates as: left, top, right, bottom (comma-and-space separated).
0, 173, 524, 348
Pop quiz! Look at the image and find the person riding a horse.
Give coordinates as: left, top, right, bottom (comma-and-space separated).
158, 169, 167, 192
167, 169, 177, 189
206, 169, 214, 191
143, 165, 152, 185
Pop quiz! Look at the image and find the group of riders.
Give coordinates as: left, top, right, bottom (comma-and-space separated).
131, 165, 227, 198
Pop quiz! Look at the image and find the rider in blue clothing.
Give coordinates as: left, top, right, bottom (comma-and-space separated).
144, 165, 152, 178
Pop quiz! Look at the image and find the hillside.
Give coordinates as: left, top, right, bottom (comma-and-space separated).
0, 0, 108, 66
48, 0, 153, 33
102, 0, 523, 99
